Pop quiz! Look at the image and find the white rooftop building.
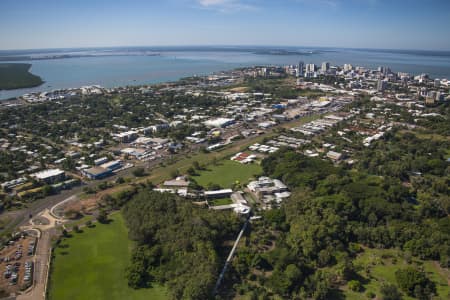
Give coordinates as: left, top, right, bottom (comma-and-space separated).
31, 169, 65, 184
204, 118, 235, 128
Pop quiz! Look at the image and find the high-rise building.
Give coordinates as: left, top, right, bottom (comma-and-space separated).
306, 63, 315, 73
297, 61, 304, 77
343, 64, 353, 72
321, 62, 330, 73
434, 78, 441, 88
377, 79, 387, 92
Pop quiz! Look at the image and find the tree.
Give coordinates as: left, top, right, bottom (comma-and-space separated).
348, 280, 361, 292
126, 259, 147, 288
132, 167, 146, 177
380, 284, 402, 300
42, 185, 53, 196
395, 267, 435, 298
62, 229, 69, 237
187, 167, 197, 176
192, 161, 201, 170
97, 209, 108, 224
206, 182, 222, 191
122, 190, 241, 299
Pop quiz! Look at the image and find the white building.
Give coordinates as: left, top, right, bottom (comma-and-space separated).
31, 169, 65, 184
204, 118, 235, 128
247, 177, 290, 206
321, 62, 330, 73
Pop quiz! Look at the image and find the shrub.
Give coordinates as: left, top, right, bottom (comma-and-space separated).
348, 280, 361, 292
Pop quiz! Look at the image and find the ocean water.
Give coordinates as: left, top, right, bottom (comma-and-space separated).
1, 46, 450, 100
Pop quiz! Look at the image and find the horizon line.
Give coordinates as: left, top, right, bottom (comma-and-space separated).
1, 44, 450, 53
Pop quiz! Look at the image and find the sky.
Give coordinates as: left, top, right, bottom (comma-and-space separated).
0, 0, 450, 50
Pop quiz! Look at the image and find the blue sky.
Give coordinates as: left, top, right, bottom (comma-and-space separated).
1, 0, 449, 50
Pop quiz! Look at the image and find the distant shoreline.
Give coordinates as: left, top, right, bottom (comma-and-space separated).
1, 46, 449, 100
0, 63, 44, 90
0, 53, 161, 62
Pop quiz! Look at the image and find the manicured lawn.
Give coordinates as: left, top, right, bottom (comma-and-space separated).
194, 160, 262, 188
48, 213, 168, 300
342, 247, 450, 300
208, 197, 233, 206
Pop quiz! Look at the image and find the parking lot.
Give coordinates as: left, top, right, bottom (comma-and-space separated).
0, 235, 35, 295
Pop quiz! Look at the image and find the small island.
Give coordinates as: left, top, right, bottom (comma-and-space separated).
0, 63, 44, 90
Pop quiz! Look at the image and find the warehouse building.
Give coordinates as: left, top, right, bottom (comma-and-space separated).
82, 167, 112, 180
31, 169, 65, 184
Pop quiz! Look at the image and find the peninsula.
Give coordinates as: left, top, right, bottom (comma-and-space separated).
0, 63, 43, 90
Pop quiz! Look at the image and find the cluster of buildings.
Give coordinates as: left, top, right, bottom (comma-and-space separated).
0, 167, 79, 199
247, 177, 291, 209
230, 152, 258, 164
291, 113, 352, 136
209, 191, 251, 215
248, 143, 280, 154
82, 160, 122, 180
1, 60, 448, 207
21, 85, 106, 103
265, 135, 311, 150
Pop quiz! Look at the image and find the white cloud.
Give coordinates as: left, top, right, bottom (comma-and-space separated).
196, 0, 256, 12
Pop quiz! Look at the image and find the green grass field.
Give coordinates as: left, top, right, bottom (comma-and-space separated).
48, 213, 168, 300
194, 160, 262, 188
342, 247, 450, 300
0, 63, 43, 90
208, 197, 233, 206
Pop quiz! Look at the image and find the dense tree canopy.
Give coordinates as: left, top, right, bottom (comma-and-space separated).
122, 191, 242, 300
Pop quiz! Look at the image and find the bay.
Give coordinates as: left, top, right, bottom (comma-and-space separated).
1, 46, 449, 100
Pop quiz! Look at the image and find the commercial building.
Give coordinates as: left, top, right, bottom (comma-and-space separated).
94, 157, 108, 166
377, 79, 388, 92
82, 167, 112, 180
327, 151, 343, 161
31, 169, 65, 184
100, 160, 122, 171
321, 62, 330, 73
247, 177, 290, 206
306, 63, 316, 73
163, 176, 190, 189
114, 131, 138, 143
204, 189, 233, 199
297, 61, 304, 77
204, 118, 235, 128
121, 147, 148, 159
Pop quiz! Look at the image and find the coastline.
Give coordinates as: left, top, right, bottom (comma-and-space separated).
0, 63, 44, 91
1, 46, 450, 102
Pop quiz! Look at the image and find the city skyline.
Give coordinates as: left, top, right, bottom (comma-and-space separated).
1, 0, 450, 51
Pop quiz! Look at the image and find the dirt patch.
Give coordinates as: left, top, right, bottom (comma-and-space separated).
31, 216, 49, 226
64, 196, 99, 215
